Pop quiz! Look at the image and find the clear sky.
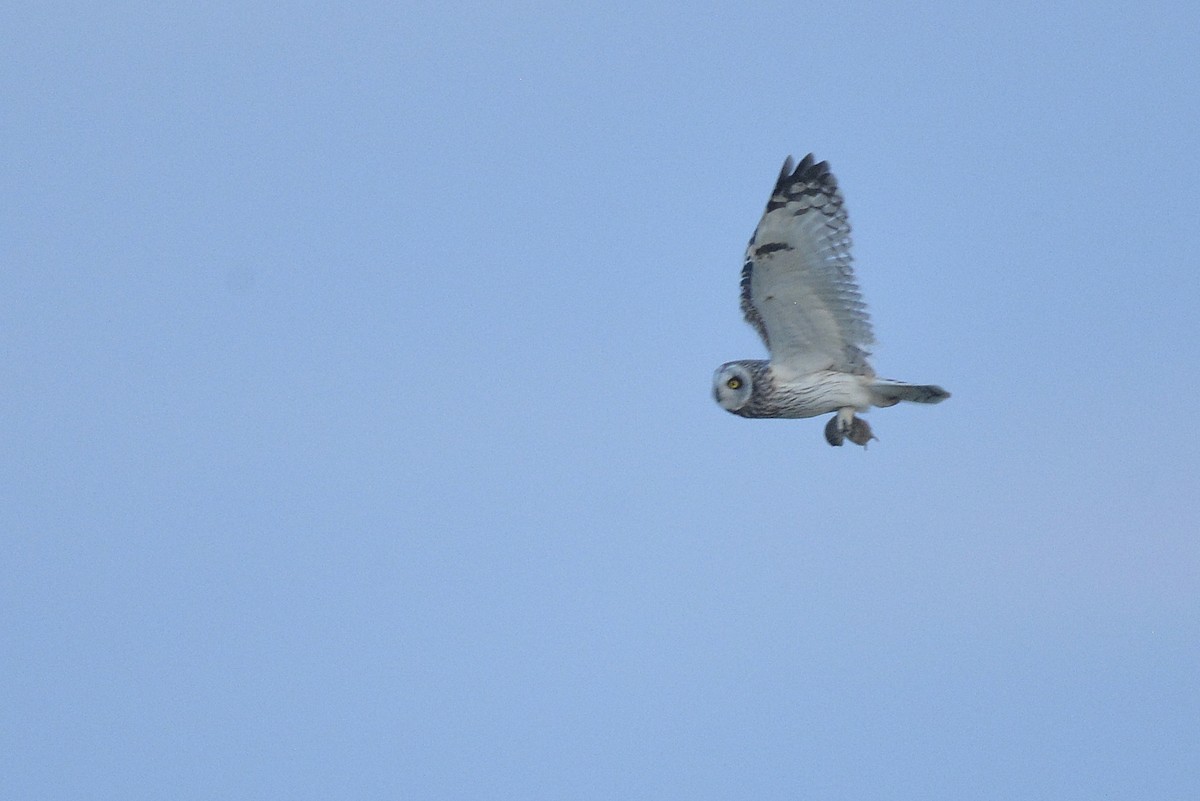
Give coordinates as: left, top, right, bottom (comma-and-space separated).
4, 2, 1199, 799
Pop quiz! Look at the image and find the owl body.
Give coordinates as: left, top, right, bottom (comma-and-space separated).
713, 360, 872, 419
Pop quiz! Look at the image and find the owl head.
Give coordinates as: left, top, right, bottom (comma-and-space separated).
712, 362, 756, 413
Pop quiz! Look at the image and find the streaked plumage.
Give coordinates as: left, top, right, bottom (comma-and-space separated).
713, 154, 949, 447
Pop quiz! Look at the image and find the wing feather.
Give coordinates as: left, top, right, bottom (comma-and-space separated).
740, 154, 875, 376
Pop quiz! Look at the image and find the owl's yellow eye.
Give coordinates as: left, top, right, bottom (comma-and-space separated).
726, 377, 742, 390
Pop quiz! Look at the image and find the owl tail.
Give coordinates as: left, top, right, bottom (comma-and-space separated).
869, 379, 951, 407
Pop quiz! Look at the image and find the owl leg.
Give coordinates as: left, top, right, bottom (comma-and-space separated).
824, 408, 876, 448
823, 408, 856, 446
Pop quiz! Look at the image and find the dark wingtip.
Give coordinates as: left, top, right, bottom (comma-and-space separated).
772, 152, 835, 195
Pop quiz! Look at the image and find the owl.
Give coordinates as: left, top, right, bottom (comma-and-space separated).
713, 154, 949, 447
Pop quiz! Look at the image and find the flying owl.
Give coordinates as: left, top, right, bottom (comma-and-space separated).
713, 154, 949, 446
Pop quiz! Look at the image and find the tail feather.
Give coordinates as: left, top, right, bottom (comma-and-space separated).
870, 379, 950, 407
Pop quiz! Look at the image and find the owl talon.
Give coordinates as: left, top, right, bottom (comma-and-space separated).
823, 415, 845, 446
825, 412, 875, 448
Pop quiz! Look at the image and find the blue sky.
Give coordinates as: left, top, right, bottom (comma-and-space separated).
4, 2, 1199, 798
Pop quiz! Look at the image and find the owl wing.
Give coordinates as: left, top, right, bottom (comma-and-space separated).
740, 154, 875, 377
